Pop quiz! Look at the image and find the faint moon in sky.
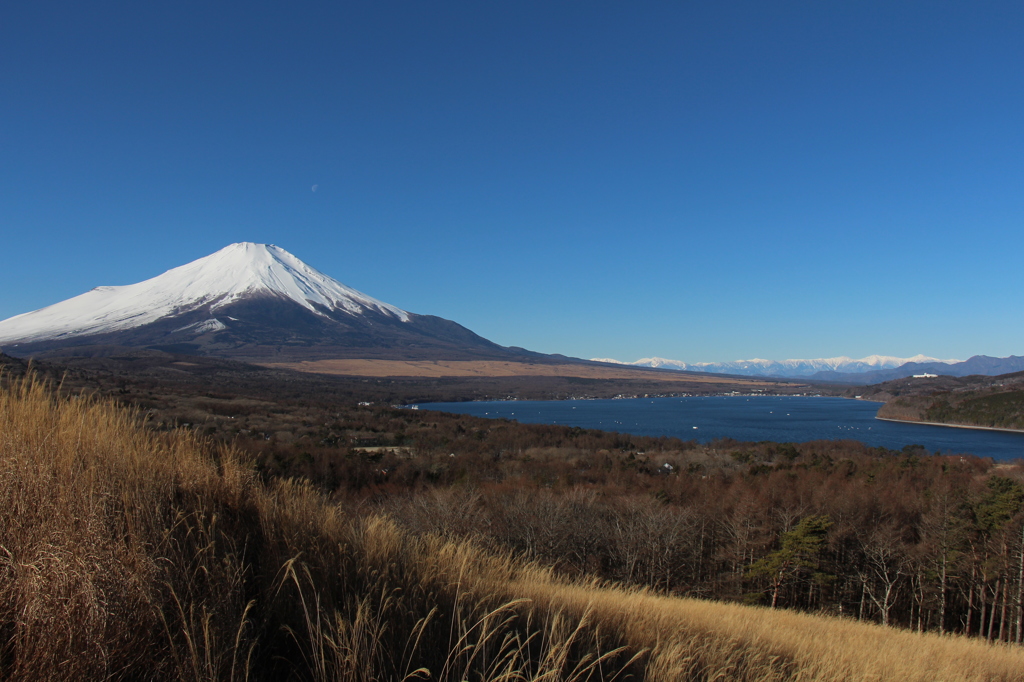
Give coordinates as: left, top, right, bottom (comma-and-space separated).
311, 184, 318, 192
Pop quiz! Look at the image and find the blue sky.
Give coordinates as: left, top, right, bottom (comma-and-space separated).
2, 2, 1022, 363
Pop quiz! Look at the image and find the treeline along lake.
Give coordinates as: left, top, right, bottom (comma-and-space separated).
418, 396, 1024, 461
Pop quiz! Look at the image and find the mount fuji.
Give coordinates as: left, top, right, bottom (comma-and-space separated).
0, 243, 522, 361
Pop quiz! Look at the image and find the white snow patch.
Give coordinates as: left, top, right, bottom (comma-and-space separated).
174, 318, 227, 334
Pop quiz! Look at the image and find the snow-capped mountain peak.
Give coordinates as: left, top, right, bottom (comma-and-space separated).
0, 242, 409, 345
165, 242, 411, 321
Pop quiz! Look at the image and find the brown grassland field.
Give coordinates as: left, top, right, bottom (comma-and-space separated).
4, 366, 1024, 680
258, 359, 780, 384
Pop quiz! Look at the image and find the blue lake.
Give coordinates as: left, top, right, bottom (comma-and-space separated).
417, 396, 1024, 461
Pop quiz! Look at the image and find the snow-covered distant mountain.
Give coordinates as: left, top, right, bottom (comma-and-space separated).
591, 354, 960, 379
0, 243, 517, 361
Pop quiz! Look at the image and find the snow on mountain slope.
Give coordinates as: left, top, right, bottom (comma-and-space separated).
592, 354, 960, 378
0, 243, 409, 345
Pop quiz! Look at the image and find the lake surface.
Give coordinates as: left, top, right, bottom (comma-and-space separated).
417, 396, 1024, 461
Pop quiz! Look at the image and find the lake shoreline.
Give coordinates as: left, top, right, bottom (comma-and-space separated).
875, 416, 1024, 435
418, 396, 1024, 460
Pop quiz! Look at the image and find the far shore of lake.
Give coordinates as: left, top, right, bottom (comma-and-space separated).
876, 416, 1024, 435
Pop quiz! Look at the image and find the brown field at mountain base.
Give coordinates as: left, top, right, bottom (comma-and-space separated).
261, 358, 773, 383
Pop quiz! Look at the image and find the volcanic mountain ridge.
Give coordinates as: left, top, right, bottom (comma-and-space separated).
0, 242, 535, 362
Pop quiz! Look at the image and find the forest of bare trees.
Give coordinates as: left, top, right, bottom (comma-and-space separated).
242, 404, 1024, 643
378, 449, 1024, 641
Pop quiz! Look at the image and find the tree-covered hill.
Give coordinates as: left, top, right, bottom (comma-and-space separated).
855, 371, 1024, 431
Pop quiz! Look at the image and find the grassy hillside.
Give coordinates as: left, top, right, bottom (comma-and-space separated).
4, 375, 1024, 680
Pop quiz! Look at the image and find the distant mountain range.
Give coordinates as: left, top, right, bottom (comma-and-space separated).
815, 355, 1024, 384
592, 354, 1024, 384
591, 355, 957, 377
0, 243, 539, 362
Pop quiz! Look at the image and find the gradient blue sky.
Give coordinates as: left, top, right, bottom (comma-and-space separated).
2, 2, 1022, 363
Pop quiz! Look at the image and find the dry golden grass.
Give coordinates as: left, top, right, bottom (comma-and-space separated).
498, 579, 1024, 681
2, 373, 1023, 681
0, 374, 635, 681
